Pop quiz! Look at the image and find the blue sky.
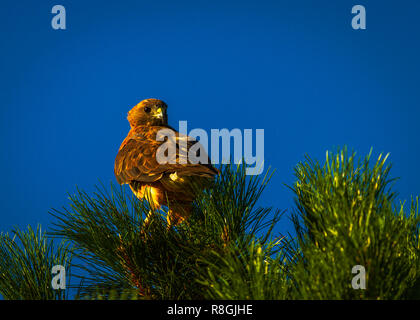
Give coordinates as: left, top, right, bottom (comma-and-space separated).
1, 0, 419, 237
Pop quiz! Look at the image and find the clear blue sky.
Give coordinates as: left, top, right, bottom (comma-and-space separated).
1, 0, 419, 237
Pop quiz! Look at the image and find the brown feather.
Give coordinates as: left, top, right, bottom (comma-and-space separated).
114, 99, 218, 226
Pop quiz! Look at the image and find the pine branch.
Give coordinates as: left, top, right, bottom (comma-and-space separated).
48, 164, 286, 299
288, 147, 420, 299
0, 225, 72, 300
2, 147, 419, 300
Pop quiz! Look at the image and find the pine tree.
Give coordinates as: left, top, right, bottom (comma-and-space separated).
0, 147, 419, 300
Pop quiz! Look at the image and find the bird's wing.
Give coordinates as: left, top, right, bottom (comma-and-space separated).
114, 126, 218, 185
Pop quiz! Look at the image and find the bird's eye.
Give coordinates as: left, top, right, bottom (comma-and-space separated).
144, 107, 151, 113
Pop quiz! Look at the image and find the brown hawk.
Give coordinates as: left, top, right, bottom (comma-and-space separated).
114, 98, 218, 226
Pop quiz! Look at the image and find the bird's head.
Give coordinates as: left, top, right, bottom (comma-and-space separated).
127, 98, 168, 127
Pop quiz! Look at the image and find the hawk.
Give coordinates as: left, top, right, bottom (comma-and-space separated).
114, 98, 218, 226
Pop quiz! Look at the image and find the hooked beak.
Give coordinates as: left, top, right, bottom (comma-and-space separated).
153, 107, 163, 119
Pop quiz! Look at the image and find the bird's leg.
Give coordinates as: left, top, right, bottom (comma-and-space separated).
143, 210, 153, 226
166, 202, 192, 229
142, 186, 161, 229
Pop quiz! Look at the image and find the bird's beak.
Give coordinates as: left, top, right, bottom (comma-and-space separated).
153, 108, 163, 119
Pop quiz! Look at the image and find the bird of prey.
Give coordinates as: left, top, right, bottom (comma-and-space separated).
114, 98, 218, 226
